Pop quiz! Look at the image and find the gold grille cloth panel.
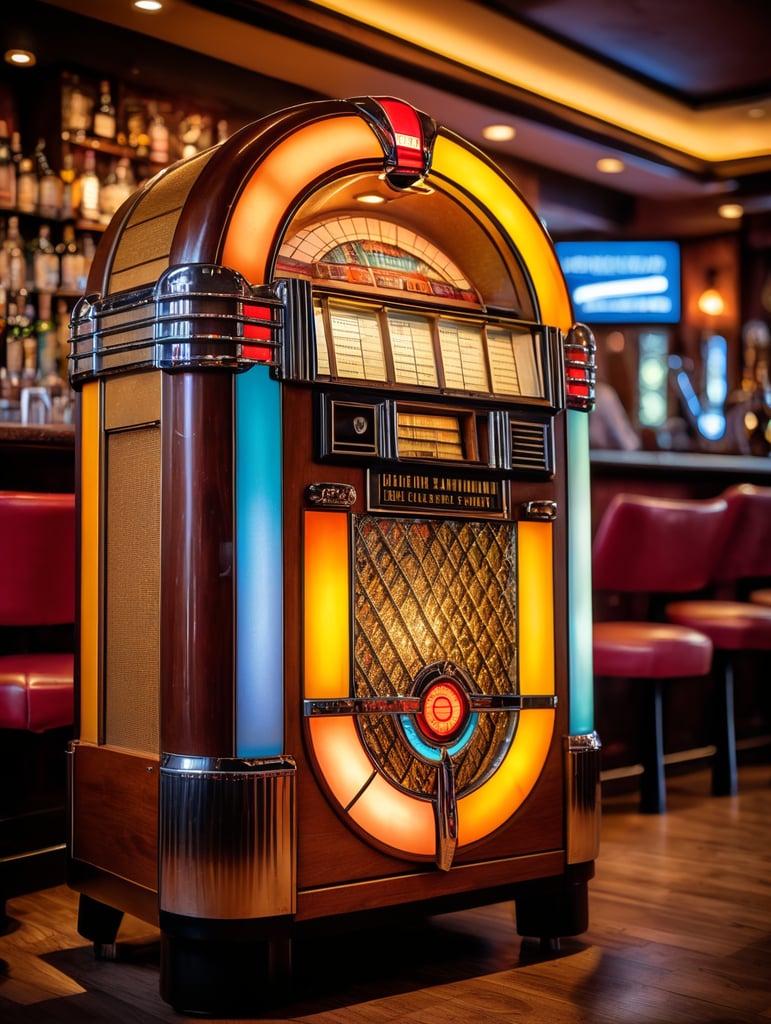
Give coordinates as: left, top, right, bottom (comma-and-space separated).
354, 517, 517, 796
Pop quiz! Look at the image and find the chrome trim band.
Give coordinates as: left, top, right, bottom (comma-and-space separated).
159, 754, 296, 920
565, 731, 602, 864
303, 693, 557, 716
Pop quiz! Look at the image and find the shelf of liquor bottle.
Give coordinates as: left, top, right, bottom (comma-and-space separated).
63, 132, 165, 170
0, 204, 105, 231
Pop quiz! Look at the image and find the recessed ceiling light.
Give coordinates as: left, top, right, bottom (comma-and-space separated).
4, 49, 36, 67
355, 193, 386, 205
718, 203, 744, 220
482, 124, 516, 142
133, 0, 163, 11
596, 157, 625, 174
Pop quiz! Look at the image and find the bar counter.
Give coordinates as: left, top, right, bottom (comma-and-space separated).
0, 424, 75, 494
590, 448, 771, 535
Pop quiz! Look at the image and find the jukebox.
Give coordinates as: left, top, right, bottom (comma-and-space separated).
67, 96, 599, 1014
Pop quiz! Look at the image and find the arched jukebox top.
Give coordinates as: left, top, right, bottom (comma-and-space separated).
69, 96, 594, 408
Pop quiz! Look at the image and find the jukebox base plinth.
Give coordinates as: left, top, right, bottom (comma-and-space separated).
513, 861, 594, 941
160, 929, 292, 1017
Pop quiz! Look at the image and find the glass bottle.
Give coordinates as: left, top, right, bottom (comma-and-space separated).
3, 215, 26, 292
0, 218, 7, 286
59, 145, 76, 220
148, 103, 169, 164
93, 79, 117, 142
80, 233, 96, 291
57, 223, 84, 293
35, 138, 63, 219
16, 155, 38, 215
28, 223, 59, 292
78, 149, 101, 222
56, 297, 71, 380
99, 157, 136, 223
62, 72, 92, 141
36, 292, 60, 386
4, 297, 23, 395
0, 121, 15, 208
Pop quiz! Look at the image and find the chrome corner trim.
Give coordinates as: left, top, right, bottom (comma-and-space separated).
565, 731, 601, 864
306, 482, 357, 508
159, 753, 296, 920
521, 499, 557, 522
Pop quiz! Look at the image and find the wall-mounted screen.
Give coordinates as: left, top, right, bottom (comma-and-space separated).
556, 240, 681, 324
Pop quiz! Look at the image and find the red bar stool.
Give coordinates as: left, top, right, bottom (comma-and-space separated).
0, 491, 75, 921
666, 484, 771, 798
593, 494, 726, 813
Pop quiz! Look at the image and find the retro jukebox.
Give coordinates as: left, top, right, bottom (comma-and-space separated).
67, 96, 599, 1014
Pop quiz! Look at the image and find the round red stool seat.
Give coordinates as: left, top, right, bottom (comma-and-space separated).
593, 621, 713, 680
666, 600, 771, 651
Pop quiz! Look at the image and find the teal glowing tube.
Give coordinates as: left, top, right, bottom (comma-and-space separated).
235, 365, 284, 756
567, 408, 594, 735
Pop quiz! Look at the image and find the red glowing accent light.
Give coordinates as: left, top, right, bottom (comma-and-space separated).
242, 303, 273, 361
564, 325, 597, 411
418, 680, 468, 742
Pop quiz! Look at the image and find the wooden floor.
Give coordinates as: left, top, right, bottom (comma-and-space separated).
1, 763, 769, 1023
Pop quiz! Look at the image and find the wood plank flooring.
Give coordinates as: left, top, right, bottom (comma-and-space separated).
1, 763, 769, 1023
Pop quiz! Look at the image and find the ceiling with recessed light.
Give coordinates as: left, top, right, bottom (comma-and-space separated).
21, 0, 771, 235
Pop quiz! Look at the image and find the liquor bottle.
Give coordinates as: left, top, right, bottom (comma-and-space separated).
16, 155, 38, 215
80, 233, 96, 289
0, 121, 16, 208
28, 223, 59, 292
62, 72, 92, 141
35, 138, 63, 219
125, 97, 149, 158
0, 285, 7, 377
93, 80, 117, 142
21, 301, 38, 384
55, 297, 71, 380
3, 215, 26, 292
100, 157, 136, 223
4, 297, 23, 395
57, 223, 84, 293
59, 146, 76, 220
35, 292, 59, 385
148, 103, 169, 164
0, 218, 7, 286
78, 149, 101, 222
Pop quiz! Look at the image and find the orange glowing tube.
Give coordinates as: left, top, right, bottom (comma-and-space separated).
303, 510, 351, 699
79, 382, 100, 743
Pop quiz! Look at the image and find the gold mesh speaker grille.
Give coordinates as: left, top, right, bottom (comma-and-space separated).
354, 517, 517, 796
108, 150, 216, 294
105, 425, 161, 752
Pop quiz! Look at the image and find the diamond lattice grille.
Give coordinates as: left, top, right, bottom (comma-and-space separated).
354, 517, 517, 796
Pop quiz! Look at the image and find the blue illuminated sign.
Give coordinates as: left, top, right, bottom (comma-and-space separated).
556, 240, 681, 324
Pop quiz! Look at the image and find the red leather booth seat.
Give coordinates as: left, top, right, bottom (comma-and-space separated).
0, 491, 76, 733
0, 653, 75, 732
